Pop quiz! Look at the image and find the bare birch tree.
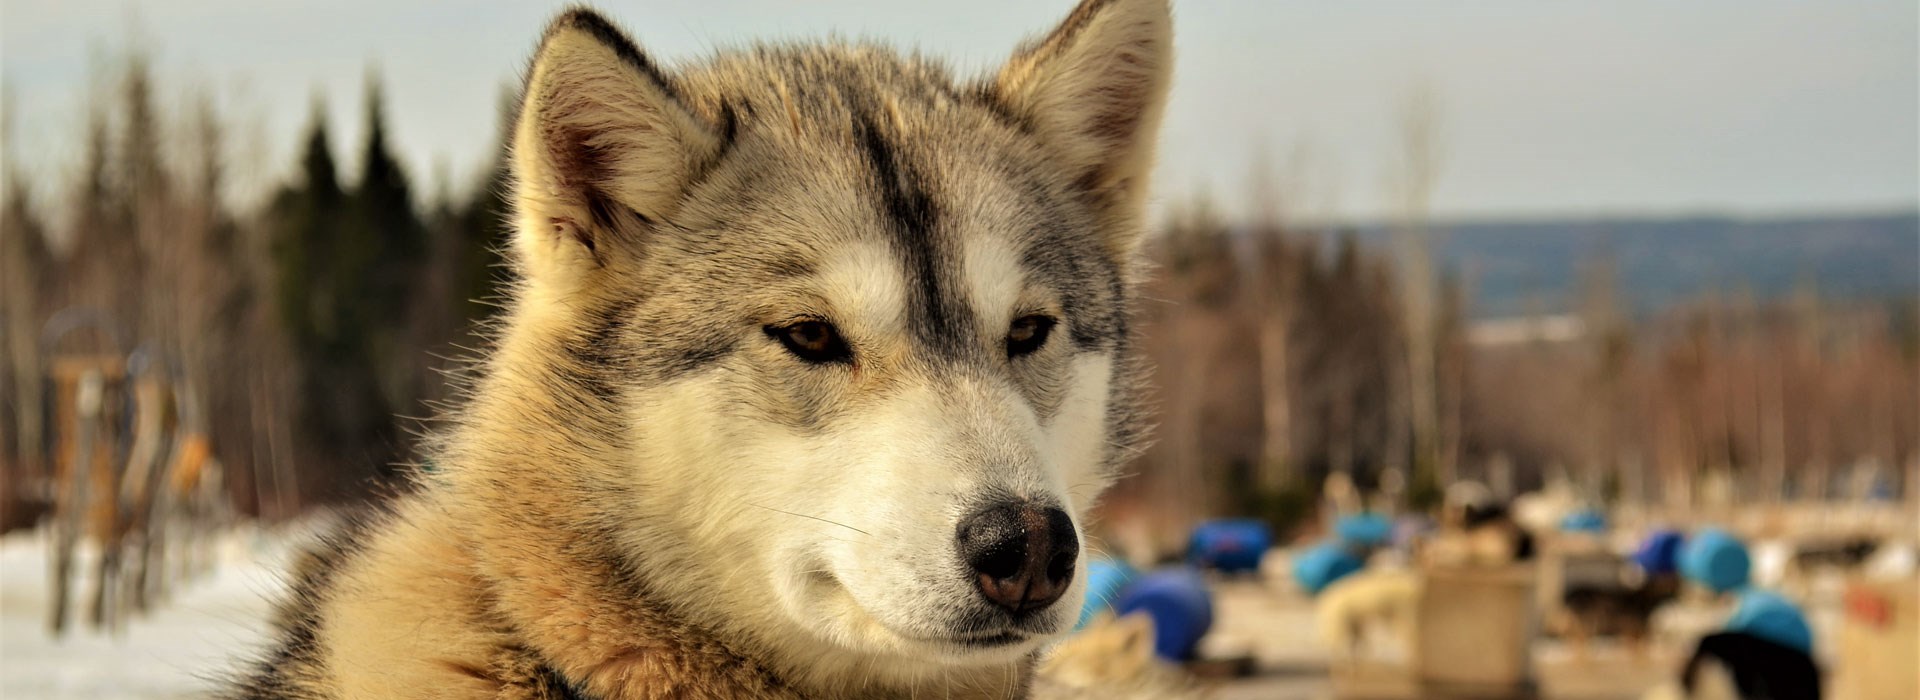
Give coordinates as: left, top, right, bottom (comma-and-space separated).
1389, 86, 1445, 500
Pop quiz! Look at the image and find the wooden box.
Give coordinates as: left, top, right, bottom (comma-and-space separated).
1415, 565, 1539, 699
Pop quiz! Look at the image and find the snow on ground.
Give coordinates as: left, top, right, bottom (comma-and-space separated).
1, 527, 299, 699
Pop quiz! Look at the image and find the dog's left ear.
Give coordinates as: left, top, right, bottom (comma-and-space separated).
992, 0, 1172, 258
510, 9, 728, 283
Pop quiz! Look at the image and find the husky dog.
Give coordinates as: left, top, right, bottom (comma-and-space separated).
1316, 568, 1421, 668
228, 0, 1170, 698
1641, 631, 1822, 700
1037, 613, 1207, 699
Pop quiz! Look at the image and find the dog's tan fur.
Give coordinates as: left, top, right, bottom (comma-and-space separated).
229, 1, 1173, 698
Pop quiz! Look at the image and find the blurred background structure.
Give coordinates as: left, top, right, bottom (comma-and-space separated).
1, 1, 1915, 698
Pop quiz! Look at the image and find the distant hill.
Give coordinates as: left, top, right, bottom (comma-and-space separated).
1345, 211, 1919, 318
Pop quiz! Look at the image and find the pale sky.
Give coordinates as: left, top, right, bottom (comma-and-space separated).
3, 0, 1915, 222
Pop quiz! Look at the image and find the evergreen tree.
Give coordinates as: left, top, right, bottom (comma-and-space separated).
354, 78, 427, 311
118, 56, 170, 340
270, 107, 341, 353
269, 106, 403, 488
452, 144, 511, 322
348, 78, 429, 444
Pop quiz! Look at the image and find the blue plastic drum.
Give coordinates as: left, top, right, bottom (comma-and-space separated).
1291, 540, 1365, 596
1632, 529, 1686, 576
1187, 519, 1273, 574
1725, 588, 1814, 654
1336, 513, 1394, 548
1075, 557, 1140, 630
1112, 568, 1214, 661
1560, 509, 1608, 533
1680, 528, 1751, 593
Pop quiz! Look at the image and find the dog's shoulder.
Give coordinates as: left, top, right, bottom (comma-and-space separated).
223, 503, 394, 698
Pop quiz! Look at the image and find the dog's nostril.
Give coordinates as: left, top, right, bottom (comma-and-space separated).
956, 501, 1078, 614
974, 538, 1028, 581
1046, 549, 1076, 584
1041, 506, 1078, 580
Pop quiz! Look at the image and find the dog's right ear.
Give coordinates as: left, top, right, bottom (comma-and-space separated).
510, 9, 725, 283
991, 0, 1172, 262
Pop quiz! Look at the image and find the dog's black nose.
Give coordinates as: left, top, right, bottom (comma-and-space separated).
956, 501, 1078, 614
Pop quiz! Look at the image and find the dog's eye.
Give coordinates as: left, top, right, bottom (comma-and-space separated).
1006, 315, 1056, 359
767, 320, 852, 364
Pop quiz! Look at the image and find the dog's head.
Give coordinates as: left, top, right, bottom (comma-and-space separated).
495, 0, 1168, 681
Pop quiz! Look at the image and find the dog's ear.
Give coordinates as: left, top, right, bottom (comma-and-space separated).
510, 9, 725, 282
992, 0, 1172, 257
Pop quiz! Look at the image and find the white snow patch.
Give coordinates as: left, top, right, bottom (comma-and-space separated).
1, 526, 302, 699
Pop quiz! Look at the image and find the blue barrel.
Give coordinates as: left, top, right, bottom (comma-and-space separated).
1560, 509, 1608, 533
1075, 557, 1139, 630
1292, 540, 1365, 596
1725, 588, 1814, 654
1187, 519, 1273, 574
1336, 513, 1394, 548
1680, 527, 1751, 593
1632, 529, 1686, 576
1112, 568, 1214, 661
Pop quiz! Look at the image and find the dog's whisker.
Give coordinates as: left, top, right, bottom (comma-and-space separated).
745, 503, 873, 537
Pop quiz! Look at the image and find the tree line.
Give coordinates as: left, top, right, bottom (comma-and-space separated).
4, 56, 1914, 540
1, 56, 514, 528
1106, 196, 1917, 551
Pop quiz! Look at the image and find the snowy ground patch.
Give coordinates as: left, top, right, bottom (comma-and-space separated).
0, 526, 301, 699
